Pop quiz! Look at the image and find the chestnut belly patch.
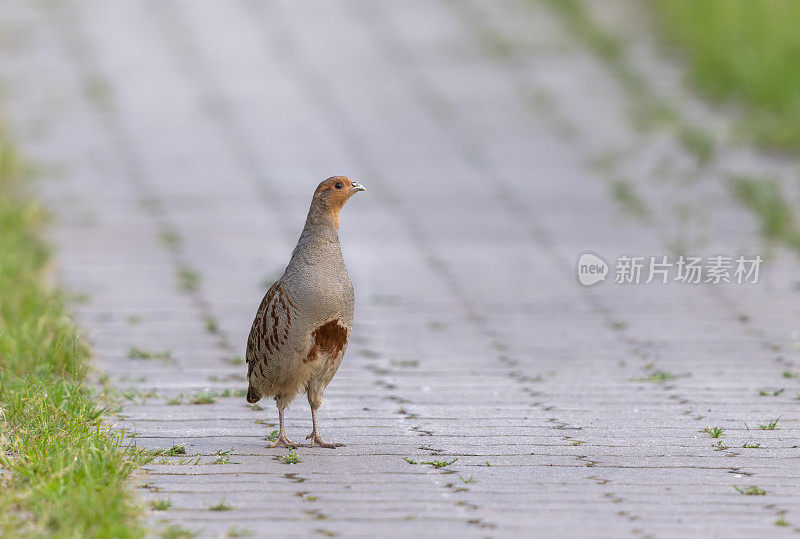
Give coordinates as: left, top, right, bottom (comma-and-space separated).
306, 319, 348, 363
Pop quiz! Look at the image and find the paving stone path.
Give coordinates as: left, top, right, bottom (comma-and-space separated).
1, 0, 799, 536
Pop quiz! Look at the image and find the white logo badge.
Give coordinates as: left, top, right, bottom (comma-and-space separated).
577, 253, 608, 286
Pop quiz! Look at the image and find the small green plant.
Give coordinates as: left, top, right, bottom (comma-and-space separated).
420, 458, 458, 469
204, 316, 219, 334
151, 498, 172, 511
734, 485, 766, 496
701, 426, 725, 438
127, 346, 171, 360
189, 391, 216, 405
177, 267, 200, 293
161, 524, 196, 538
164, 443, 187, 456
631, 370, 677, 382
458, 475, 477, 484
121, 388, 158, 402
611, 180, 648, 219
266, 430, 279, 441
227, 355, 245, 366
156, 455, 202, 466
159, 231, 181, 249
167, 397, 182, 405
403, 457, 418, 464
677, 125, 715, 165
390, 359, 420, 368
758, 388, 784, 396
775, 514, 789, 527
226, 526, 254, 537
712, 441, 729, 451
210, 449, 235, 465
484, 461, 492, 467
782, 370, 798, 378
219, 388, 247, 398
209, 500, 234, 511
742, 442, 761, 448
278, 450, 302, 464
758, 418, 780, 430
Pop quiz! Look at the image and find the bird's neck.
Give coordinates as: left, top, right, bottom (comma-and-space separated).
298, 202, 340, 244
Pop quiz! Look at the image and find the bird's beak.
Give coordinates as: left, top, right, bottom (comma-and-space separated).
351, 182, 366, 193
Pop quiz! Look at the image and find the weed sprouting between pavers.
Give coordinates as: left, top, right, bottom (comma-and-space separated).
189, 391, 216, 404
177, 266, 200, 293
204, 316, 220, 334
227, 355, 246, 366
161, 524, 197, 538
630, 370, 679, 382
210, 449, 238, 465
226, 526, 254, 537
734, 485, 766, 496
421, 458, 458, 469
277, 450, 303, 464
758, 418, 781, 430
403, 456, 459, 468
165, 388, 248, 405
151, 499, 172, 511
701, 426, 725, 438
127, 346, 172, 361
611, 179, 649, 219
209, 500, 234, 512
164, 442, 187, 456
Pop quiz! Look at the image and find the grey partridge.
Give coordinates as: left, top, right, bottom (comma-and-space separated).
246, 176, 365, 448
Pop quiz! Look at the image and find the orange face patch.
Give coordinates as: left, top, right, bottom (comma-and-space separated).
313, 176, 351, 198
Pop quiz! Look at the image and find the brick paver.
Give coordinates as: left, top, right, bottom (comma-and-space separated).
1, 0, 798, 537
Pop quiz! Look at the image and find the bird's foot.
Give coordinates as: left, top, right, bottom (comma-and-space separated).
306, 432, 342, 449
269, 434, 298, 449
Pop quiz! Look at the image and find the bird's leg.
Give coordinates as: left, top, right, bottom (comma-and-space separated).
306, 407, 342, 448
269, 406, 297, 449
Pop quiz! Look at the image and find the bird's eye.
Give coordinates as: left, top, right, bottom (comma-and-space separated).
335, 182, 343, 189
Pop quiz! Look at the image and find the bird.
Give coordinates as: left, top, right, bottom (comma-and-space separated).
245, 176, 365, 449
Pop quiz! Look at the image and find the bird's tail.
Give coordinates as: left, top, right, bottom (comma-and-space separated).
246, 383, 261, 403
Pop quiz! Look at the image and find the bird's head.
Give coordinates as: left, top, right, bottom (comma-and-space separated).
312, 176, 366, 217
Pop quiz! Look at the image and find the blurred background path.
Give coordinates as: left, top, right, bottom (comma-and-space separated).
1, 0, 799, 536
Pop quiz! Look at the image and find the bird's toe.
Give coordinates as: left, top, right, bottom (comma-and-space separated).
306, 432, 342, 448
269, 435, 297, 449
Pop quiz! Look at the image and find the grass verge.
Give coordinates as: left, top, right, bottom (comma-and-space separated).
0, 132, 151, 537
651, 0, 800, 152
